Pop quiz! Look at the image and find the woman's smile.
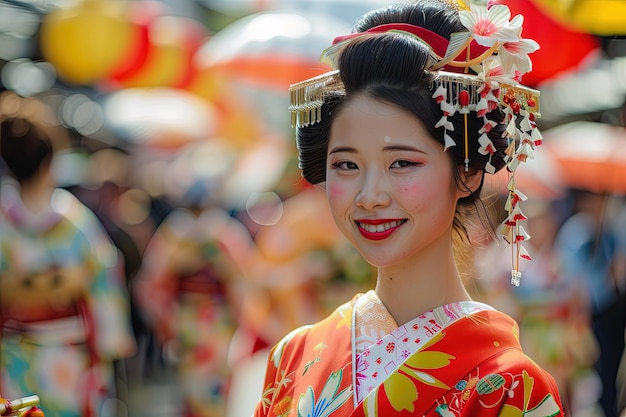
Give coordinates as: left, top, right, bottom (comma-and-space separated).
355, 219, 407, 240
326, 94, 460, 267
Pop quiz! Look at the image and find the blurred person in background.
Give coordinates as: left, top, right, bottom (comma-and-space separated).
132, 140, 256, 417
0, 91, 136, 417
227, 186, 374, 417
619, 331, 626, 416
554, 189, 626, 417
611, 194, 626, 417
236, 186, 375, 356
62, 147, 162, 393
475, 197, 598, 415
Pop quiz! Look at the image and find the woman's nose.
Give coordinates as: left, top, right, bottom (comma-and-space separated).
355, 172, 391, 210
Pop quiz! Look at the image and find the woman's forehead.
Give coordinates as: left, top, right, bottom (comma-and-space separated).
330, 95, 434, 145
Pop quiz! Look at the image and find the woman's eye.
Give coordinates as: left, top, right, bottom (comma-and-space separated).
332, 160, 358, 170
391, 160, 419, 168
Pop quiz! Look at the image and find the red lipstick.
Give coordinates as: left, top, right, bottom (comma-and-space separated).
356, 219, 406, 241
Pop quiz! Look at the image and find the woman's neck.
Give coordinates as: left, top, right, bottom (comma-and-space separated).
374, 246, 471, 326
19, 174, 54, 215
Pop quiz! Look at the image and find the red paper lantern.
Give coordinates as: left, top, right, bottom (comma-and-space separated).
109, 13, 206, 89
104, 1, 164, 83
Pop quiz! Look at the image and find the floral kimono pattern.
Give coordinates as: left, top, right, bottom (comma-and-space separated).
0, 183, 136, 417
133, 207, 250, 417
255, 291, 564, 416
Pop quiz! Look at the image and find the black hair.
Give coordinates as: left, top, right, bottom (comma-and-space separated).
1, 117, 53, 183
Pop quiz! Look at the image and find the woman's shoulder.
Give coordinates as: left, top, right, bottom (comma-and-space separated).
460, 347, 564, 415
275, 295, 358, 344
444, 309, 561, 386
268, 295, 359, 365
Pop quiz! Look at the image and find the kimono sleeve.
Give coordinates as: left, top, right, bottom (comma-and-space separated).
445, 350, 564, 417
55, 189, 136, 360
253, 325, 312, 417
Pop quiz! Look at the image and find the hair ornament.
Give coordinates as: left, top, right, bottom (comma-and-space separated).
288, 0, 541, 286
288, 70, 343, 128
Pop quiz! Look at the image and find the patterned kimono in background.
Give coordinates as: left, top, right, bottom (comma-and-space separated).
0, 181, 136, 417
134, 207, 247, 417
255, 290, 564, 417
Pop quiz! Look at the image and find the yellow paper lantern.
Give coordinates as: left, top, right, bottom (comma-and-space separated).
569, 0, 626, 35
532, 0, 626, 35
40, 0, 137, 85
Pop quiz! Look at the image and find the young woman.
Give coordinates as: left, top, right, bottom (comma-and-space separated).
254, 0, 564, 415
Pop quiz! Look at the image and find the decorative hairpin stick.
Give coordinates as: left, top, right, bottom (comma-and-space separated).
0, 395, 43, 417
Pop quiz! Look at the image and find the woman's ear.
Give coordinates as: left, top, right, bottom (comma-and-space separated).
457, 167, 483, 198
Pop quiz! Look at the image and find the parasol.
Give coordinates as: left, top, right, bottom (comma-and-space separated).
192, 9, 351, 90
101, 87, 217, 150
485, 142, 565, 200
542, 121, 626, 194
205, 0, 395, 26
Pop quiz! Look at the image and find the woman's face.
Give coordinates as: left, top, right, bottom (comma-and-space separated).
325, 94, 463, 268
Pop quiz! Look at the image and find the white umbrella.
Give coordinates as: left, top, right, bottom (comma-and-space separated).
193, 9, 350, 90
102, 87, 217, 149
203, 0, 391, 25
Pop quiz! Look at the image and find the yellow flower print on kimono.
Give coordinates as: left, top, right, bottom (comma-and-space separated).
363, 332, 454, 415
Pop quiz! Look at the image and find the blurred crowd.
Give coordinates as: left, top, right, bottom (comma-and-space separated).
1, 1, 626, 417
473, 189, 626, 417
0, 90, 375, 417
1, 89, 626, 417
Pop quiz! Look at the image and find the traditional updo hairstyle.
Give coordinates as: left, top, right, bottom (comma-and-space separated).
296, 0, 511, 275
0, 92, 68, 184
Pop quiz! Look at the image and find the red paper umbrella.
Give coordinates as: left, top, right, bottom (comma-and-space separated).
485, 143, 566, 200
542, 121, 626, 194
494, 0, 602, 87
193, 10, 351, 90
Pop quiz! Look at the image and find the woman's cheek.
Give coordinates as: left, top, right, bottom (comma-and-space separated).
326, 182, 347, 203
401, 182, 422, 201
401, 182, 432, 213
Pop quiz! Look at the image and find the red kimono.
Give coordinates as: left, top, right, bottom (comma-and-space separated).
254, 291, 564, 416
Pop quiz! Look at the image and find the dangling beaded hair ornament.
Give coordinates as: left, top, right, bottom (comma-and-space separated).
288, 0, 541, 287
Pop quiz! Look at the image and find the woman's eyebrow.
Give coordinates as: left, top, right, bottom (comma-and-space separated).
328, 146, 357, 155
382, 144, 427, 154
328, 144, 428, 155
